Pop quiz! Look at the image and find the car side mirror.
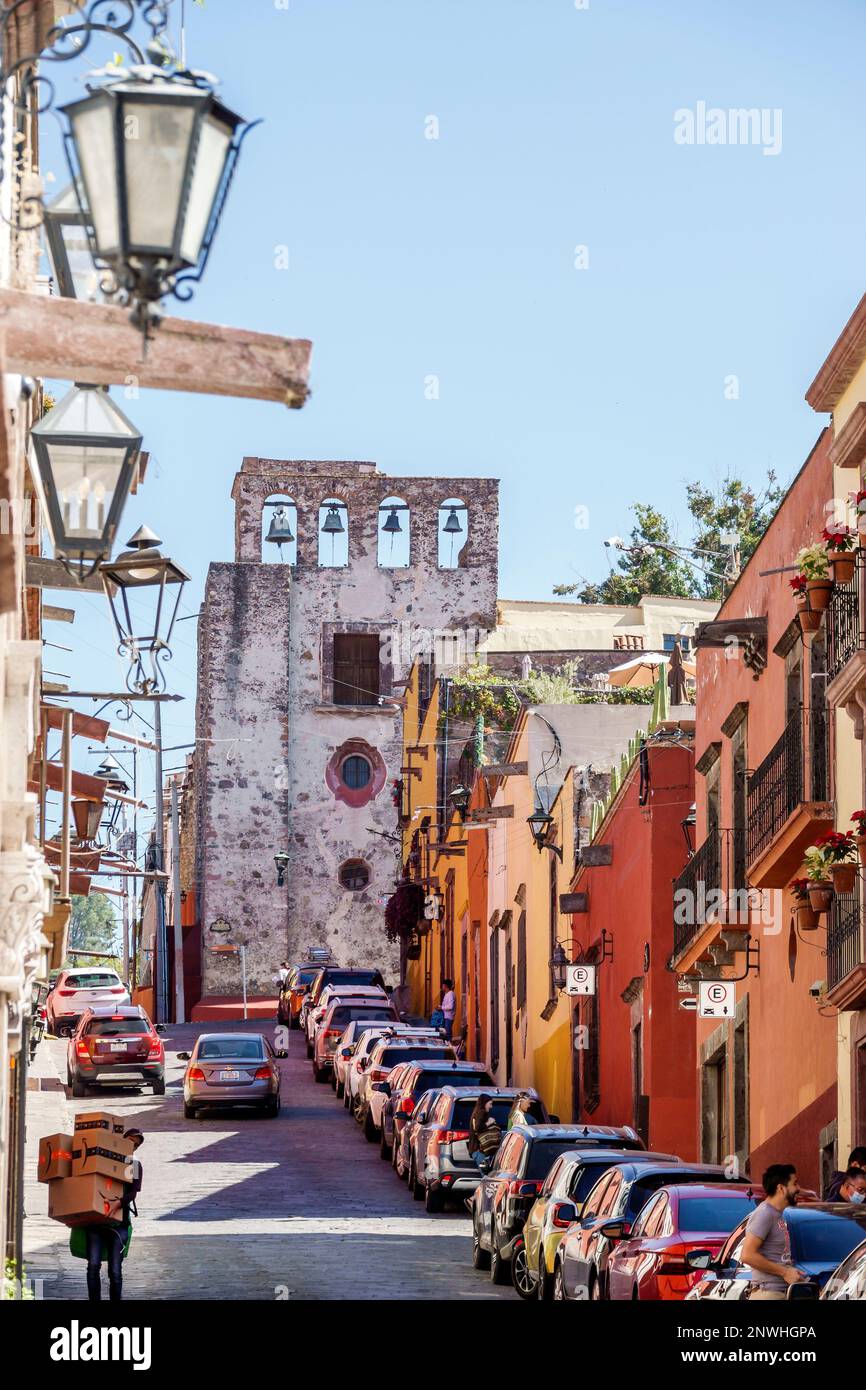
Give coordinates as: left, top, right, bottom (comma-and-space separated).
551, 1201, 577, 1226
155, 1023, 166, 1034
685, 1249, 714, 1271
599, 1219, 631, 1241
371, 1082, 391, 1096
786, 1281, 819, 1301
548, 1113, 560, 1124
177, 1051, 191, 1061
360, 1057, 370, 1069
340, 1047, 353, 1059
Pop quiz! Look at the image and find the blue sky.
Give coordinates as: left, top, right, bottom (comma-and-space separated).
39, 0, 866, 825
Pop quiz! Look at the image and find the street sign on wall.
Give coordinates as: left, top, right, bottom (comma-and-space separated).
565, 964, 597, 996
698, 980, 735, 1019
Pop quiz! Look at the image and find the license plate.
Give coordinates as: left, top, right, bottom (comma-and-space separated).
110, 1042, 127, 1051
219, 1069, 241, 1082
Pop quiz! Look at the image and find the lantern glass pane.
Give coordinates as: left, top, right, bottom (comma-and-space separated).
45, 442, 127, 541
44, 385, 140, 440
180, 108, 234, 265
59, 222, 105, 301
122, 97, 198, 254
70, 100, 120, 255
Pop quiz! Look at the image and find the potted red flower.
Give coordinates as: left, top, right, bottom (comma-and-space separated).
803, 846, 834, 912
852, 810, 866, 866
823, 524, 857, 584
790, 573, 820, 633
796, 543, 833, 611
812, 831, 858, 894
791, 878, 819, 931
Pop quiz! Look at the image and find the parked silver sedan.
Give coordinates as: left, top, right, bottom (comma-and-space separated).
180, 1032, 284, 1119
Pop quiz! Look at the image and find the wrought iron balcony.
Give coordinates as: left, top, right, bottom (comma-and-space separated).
826, 551, 866, 739
826, 891, 866, 1010
671, 828, 750, 967
673, 830, 721, 960
746, 708, 831, 888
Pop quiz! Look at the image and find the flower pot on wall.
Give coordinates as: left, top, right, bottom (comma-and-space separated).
795, 902, 820, 932
828, 551, 856, 585
807, 880, 834, 913
806, 579, 833, 611
798, 607, 822, 634
830, 861, 858, 894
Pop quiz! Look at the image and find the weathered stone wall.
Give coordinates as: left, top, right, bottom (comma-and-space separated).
197, 460, 499, 993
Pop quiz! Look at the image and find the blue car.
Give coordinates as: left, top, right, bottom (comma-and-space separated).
686, 1203, 866, 1299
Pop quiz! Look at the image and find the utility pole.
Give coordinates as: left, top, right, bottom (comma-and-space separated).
153, 700, 169, 1024
170, 779, 186, 1023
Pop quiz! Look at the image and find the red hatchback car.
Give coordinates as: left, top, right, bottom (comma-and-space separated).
67, 1005, 165, 1096
606, 1182, 760, 1300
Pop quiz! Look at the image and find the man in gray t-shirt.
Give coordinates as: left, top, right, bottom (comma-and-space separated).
741, 1163, 805, 1300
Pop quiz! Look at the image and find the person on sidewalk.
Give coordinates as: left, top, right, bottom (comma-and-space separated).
741, 1163, 806, 1301
440, 979, 456, 1041
83, 1128, 144, 1302
835, 1168, 866, 1204
824, 1147, 866, 1201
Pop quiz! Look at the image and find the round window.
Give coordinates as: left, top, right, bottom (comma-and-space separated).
339, 860, 370, 891
341, 755, 372, 790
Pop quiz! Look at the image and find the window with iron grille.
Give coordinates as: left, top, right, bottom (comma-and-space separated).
332, 633, 380, 705
339, 859, 370, 891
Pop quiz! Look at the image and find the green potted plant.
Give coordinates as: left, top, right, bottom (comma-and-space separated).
803, 845, 835, 913
851, 810, 866, 867
790, 573, 820, 633
823, 524, 857, 584
821, 831, 858, 893
791, 878, 819, 931
796, 543, 833, 610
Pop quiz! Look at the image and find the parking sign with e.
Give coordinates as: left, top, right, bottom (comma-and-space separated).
566, 964, 596, 997
698, 980, 735, 1018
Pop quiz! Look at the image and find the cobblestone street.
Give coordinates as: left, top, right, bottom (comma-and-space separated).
22, 1021, 510, 1302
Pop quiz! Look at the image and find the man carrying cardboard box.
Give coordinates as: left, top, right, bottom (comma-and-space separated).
78, 1127, 144, 1301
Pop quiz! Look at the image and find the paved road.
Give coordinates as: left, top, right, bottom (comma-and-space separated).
23, 1019, 511, 1301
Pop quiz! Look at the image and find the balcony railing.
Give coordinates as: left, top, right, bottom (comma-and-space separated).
827, 892, 862, 992
746, 709, 828, 867
673, 830, 721, 959
826, 552, 864, 686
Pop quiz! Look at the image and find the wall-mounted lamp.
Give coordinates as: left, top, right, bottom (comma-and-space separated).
550, 941, 570, 992
274, 852, 289, 887
681, 804, 696, 856
449, 784, 471, 820
528, 807, 563, 861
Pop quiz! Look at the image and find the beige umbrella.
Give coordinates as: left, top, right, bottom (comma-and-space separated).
606, 652, 696, 689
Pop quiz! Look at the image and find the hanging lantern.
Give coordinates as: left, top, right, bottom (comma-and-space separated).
549, 942, 570, 993
72, 798, 104, 845
100, 527, 190, 693
29, 384, 143, 581
527, 806, 554, 851
60, 67, 252, 333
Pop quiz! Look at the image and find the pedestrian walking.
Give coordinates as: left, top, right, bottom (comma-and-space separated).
79, 1128, 144, 1302
741, 1163, 806, 1300
440, 978, 456, 1040
824, 1146, 866, 1201
468, 1095, 502, 1174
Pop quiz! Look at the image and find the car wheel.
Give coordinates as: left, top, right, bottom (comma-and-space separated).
305, 1040, 313, 1059
363, 1109, 378, 1142
511, 1242, 537, 1300
632, 1286, 640, 1300
312, 1062, 328, 1084
424, 1183, 445, 1214
71, 1079, 87, 1098
379, 1129, 392, 1160
489, 1239, 510, 1285
265, 1098, 280, 1118
343, 1087, 352, 1110
335, 1078, 344, 1098
553, 1261, 567, 1301
183, 1101, 196, 1120
472, 1221, 491, 1270
392, 1140, 402, 1175
152, 1079, 166, 1096
410, 1160, 424, 1201
538, 1259, 553, 1302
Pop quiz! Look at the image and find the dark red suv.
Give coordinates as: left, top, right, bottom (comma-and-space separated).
67, 1005, 165, 1096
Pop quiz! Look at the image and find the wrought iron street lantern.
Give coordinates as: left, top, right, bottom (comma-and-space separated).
528, 805, 564, 861
681, 803, 696, 856
550, 941, 570, 993
72, 797, 103, 846
43, 180, 116, 302
61, 65, 252, 334
274, 852, 289, 887
94, 756, 131, 838
30, 385, 143, 581
100, 527, 190, 693
449, 784, 471, 820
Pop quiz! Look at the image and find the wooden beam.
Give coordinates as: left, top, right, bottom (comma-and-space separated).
482, 762, 528, 777
560, 891, 589, 914
26, 556, 105, 593
466, 805, 514, 821
580, 844, 613, 867
43, 605, 75, 623
0, 288, 312, 407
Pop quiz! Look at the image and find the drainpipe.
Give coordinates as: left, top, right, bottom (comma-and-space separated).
60, 709, 72, 899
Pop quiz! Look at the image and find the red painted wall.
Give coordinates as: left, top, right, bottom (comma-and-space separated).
572, 743, 698, 1159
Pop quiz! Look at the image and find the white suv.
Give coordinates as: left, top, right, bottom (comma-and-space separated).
47, 968, 130, 1035
304, 984, 388, 1053
341, 1024, 441, 1109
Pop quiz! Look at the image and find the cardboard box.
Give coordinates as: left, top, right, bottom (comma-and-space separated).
37, 1133, 74, 1183
73, 1111, 125, 1139
71, 1132, 136, 1184
47, 1173, 126, 1227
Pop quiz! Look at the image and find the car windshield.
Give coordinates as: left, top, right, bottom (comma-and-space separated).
677, 1197, 758, 1232
525, 1138, 580, 1179
793, 1215, 866, 1264
198, 1039, 264, 1060
64, 974, 120, 989
85, 1019, 148, 1036
379, 1046, 452, 1066
325, 971, 383, 989
330, 1006, 394, 1025
293, 969, 317, 986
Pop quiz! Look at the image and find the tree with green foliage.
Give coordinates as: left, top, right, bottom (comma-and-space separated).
554, 473, 783, 604
69, 893, 118, 955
